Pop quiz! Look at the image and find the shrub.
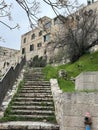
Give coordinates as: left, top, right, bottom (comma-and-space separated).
28, 55, 47, 67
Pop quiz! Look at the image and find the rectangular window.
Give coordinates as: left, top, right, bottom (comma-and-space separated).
44, 34, 50, 42
23, 38, 26, 43
37, 43, 42, 47
22, 48, 25, 54
30, 44, 34, 51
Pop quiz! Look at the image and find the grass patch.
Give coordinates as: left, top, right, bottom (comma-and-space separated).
58, 78, 75, 92
43, 51, 98, 92
0, 115, 57, 123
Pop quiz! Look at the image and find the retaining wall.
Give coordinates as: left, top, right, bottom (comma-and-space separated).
75, 72, 98, 90
50, 79, 98, 130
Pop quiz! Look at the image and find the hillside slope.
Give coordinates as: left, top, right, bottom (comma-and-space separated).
43, 51, 98, 92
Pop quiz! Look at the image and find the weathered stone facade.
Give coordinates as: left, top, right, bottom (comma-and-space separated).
0, 46, 20, 78
0, 1, 98, 69
20, 1, 98, 64
20, 16, 66, 62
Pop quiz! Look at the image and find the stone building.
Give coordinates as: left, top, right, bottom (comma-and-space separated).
0, 46, 20, 78
1, 0, 97, 69
20, 1, 98, 63
20, 16, 66, 63
86, 0, 98, 52
83, 1, 98, 52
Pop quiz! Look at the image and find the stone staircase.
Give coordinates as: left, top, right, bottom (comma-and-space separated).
0, 68, 59, 130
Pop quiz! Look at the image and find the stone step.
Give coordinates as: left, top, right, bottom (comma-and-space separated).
1, 68, 59, 129
24, 75, 44, 80
0, 121, 59, 130
24, 78, 44, 81
24, 75, 44, 79
24, 73, 44, 77
23, 86, 51, 89
17, 93, 52, 98
24, 71, 43, 74
19, 89, 51, 93
28, 68, 43, 72
16, 93, 52, 98
25, 81, 50, 83
11, 105, 54, 111
12, 101, 54, 106
14, 97, 53, 102
8, 115, 56, 122
10, 109, 55, 115
21, 87, 51, 91
24, 72, 43, 76
25, 81, 50, 86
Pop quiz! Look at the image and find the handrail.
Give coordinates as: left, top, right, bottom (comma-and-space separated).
0, 57, 26, 106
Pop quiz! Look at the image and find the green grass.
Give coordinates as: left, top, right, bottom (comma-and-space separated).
0, 79, 57, 123
0, 80, 25, 122
0, 115, 57, 123
43, 51, 98, 92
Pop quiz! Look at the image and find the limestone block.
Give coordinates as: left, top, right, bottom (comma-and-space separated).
61, 116, 84, 128
61, 127, 86, 130
75, 72, 98, 90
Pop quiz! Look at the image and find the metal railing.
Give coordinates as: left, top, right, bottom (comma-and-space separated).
0, 57, 26, 106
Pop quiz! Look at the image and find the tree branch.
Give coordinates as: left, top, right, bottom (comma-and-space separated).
0, 21, 19, 30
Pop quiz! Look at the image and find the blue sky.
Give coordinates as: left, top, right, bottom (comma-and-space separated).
0, 0, 97, 50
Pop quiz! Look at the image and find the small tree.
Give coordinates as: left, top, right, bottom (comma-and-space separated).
52, 7, 98, 63
28, 55, 47, 67
0, 1, 20, 29
0, 0, 79, 41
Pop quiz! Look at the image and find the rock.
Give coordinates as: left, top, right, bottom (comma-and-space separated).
70, 76, 75, 82
58, 69, 67, 79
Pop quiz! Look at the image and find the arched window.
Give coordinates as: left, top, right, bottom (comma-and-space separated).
39, 31, 42, 36
31, 34, 35, 40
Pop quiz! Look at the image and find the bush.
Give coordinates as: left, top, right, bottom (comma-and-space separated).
28, 55, 47, 67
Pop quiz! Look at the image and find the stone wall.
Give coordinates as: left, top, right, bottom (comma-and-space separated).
20, 16, 66, 62
75, 72, 98, 90
50, 79, 98, 130
0, 46, 20, 78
